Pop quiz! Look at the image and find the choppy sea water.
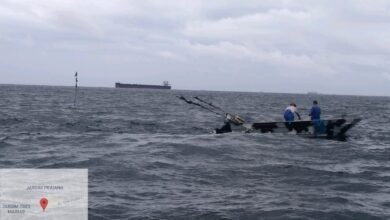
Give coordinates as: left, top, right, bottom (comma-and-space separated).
0, 85, 389, 220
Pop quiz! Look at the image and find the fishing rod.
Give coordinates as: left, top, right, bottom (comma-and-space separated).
178, 96, 246, 125
194, 96, 246, 125
177, 96, 223, 116
194, 96, 226, 113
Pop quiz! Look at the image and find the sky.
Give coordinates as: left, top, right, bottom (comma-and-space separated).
0, 0, 389, 96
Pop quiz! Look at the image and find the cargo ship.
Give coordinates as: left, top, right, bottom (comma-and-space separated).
115, 81, 171, 90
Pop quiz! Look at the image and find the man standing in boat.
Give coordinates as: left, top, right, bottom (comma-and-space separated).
309, 100, 321, 120
284, 103, 301, 122
309, 100, 324, 134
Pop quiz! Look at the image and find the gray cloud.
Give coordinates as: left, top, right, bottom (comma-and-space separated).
0, 0, 389, 96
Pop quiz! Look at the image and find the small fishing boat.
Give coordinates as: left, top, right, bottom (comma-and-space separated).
178, 96, 361, 139
216, 114, 361, 139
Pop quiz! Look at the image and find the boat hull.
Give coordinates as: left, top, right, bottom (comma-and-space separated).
228, 118, 361, 138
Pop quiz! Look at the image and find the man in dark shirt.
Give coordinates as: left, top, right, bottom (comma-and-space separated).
310, 100, 321, 120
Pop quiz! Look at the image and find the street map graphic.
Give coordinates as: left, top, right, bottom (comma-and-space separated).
0, 169, 88, 220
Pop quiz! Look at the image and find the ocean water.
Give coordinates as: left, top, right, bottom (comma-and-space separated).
0, 85, 389, 220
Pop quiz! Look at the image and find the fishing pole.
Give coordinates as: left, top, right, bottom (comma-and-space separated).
177, 96, 223, 116
194, 96, 225, 113
194, 96, 245, 124
73, 72, 78, 108
179, 96, 246, 125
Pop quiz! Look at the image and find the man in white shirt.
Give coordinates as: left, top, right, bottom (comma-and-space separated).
283, 103, 301, 122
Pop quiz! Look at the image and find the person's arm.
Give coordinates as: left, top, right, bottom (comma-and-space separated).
295, 112, 301, 120
309, 107, 314, 116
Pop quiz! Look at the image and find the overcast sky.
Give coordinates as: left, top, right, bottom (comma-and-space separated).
0, 0, 389, 96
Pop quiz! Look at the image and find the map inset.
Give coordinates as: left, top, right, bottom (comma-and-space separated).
0, 169, 88, 220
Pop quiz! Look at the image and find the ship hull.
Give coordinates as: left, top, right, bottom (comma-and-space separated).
115, 83, 171, 89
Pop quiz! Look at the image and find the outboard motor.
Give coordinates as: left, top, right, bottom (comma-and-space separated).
226, 113, 245, 126
214, 114, 245, 134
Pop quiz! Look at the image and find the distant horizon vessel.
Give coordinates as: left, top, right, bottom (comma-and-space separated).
115, 81, 172, 90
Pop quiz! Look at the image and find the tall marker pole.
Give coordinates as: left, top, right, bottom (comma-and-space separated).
74, 72, 78, 108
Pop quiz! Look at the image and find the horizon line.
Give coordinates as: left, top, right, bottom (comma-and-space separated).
0, 83, 388, 98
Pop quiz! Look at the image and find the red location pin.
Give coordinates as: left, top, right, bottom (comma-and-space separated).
40, 198, 49, 212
